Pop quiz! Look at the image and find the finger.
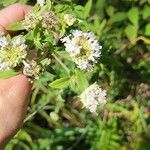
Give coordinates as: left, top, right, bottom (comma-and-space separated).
0, 74, 31, 126
0, 75, 31, 141
0, 75, 31, 102
0, 74, 31, 123
0, 3, 32, 33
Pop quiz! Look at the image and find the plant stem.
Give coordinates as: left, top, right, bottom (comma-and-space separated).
52, 52, 70, 73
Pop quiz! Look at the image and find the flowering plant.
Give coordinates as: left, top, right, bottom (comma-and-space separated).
0, 0, 107, 114
1, 0, 150, 149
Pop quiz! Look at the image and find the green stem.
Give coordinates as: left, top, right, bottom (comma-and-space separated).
52, 52, 70, 73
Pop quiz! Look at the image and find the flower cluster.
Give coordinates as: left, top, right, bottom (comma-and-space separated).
0, 0, 107, 113
0, 34, 27, 71
23, 10, 60, 31
64, 14, 76, 26
23, 60, 42, 80
41, 11, 60, 30
23, 12, 42, 31
0, 33, 42, 79
61, 30, 102, 70
23, 4, 76, 35
80, 83, 107, 113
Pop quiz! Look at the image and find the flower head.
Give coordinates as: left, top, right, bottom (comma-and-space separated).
0, 35, 27, 71
41, 11, 60, 30
23, 11, 60, 31
64, 14, 76, 26
23, 60, 42, 80
61, 30, 102, 70
23, 12, 42, 30
80, 83, 107, 113
37, 0, 45, 7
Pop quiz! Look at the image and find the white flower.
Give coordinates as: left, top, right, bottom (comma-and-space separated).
61, 30, 102, 71
0, 36, 27, 71
0, 62, 9, 70
23, 10, 59, 31
23, 60, 41, 80
41, 11, 60, 29
37, 0, 45, 7
64, 14, 76, 26
23, 12, 42, 30
80, 83, 107, 113
13, 36, 27, 49
0, 36, 8, 48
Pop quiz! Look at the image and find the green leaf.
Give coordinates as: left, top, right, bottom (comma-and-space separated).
91, 17, 106, 37
109, 12, 127, 24
6, 22, 24, 31
49, 77, 70, 89
143, 6, 150, 20
2, 0, 17, 6
83, 0, 93, 19
125, 24, 137, 41
40, 58, 51, 66
127, 7, 139, 27
0, 70, 19, 79
46, 0, 52, 10
75, 70, 89, 91
96, 0, 105, 13
56, 51, 72, 61
98, 19, 107, 36
74, 5, 84, 19
15, 130, 32, 143
106, 5, 115, 17
32, 3, 41, 12
145, 24, 150, 36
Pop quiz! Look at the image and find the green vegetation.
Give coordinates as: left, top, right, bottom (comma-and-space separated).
0, 0, 149, 149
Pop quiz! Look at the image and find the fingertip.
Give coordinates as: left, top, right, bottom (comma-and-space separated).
0, 3, 32, 31
6, 74, 32, 96
9, 74, 32, 102
0, 74, 31, 102
11, 3, 32, 15
15, 74, 31, 90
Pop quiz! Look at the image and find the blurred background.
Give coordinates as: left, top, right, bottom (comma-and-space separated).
0, 0, 150, 149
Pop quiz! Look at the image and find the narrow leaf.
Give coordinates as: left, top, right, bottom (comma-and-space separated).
125, 24, 137, 41
2, 0, 17, 6
49, 77, 70, 89
83, 0, 93, 19
127, 7, 139, 27
6, 22, 24, 31
15, 130, 32, 143
145, 24, 150, 36
75, 70, 89, 91
143, 6, 150, 20
109, 12, 127, 24
0, 70, 19, 79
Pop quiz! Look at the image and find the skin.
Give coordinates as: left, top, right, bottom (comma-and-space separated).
0, 3, 32, 149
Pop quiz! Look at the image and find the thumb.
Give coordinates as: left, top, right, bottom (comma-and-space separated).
0, 3, 32, 33
0, 74, 31, 105
0, 75, 31, 132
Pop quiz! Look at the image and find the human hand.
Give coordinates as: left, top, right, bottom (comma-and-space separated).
0, 3, 31, 149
